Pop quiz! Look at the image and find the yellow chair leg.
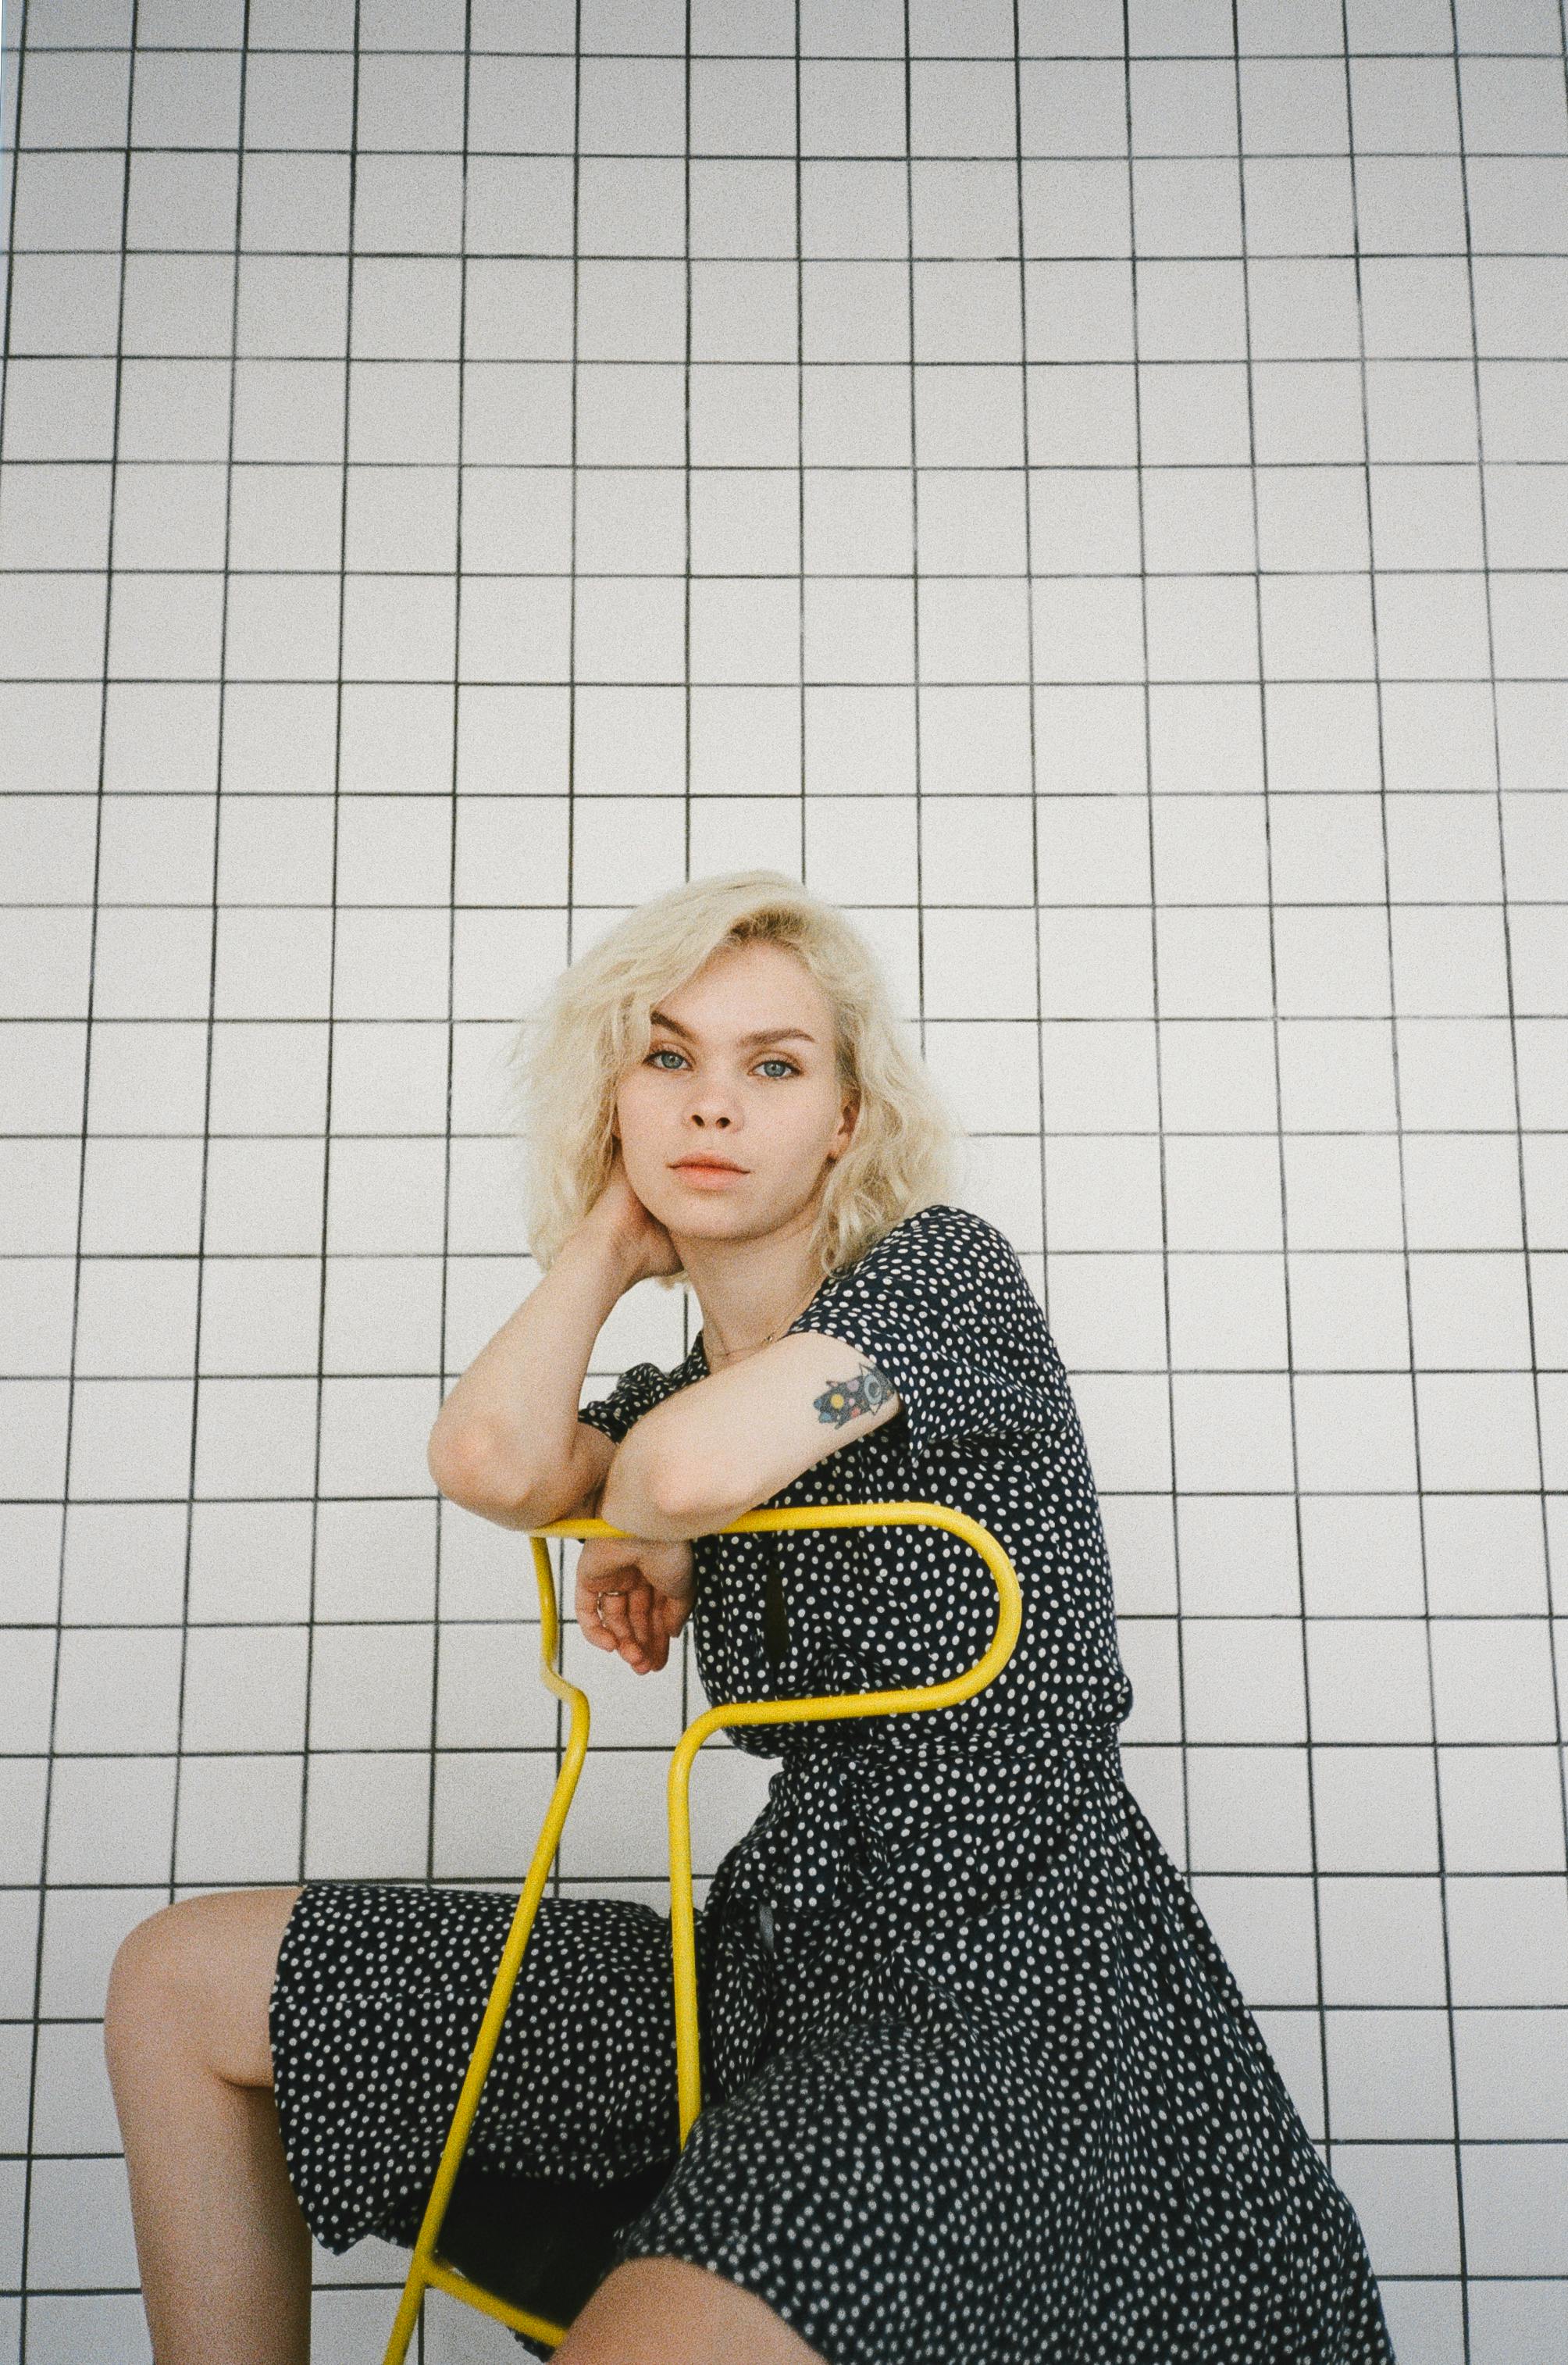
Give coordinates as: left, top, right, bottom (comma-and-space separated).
381, 1536, 588, 2362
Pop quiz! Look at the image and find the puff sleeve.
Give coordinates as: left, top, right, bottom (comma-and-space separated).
782, 1202, 1067, 1460
576, 1359, 677, 1446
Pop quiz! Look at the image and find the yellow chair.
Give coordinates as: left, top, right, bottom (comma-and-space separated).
381, 1500, 1024, 2363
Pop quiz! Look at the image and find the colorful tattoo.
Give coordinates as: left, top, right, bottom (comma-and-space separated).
813, 1365, 895, 1427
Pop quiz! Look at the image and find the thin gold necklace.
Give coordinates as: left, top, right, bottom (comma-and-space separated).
704, 1274, 822, 1371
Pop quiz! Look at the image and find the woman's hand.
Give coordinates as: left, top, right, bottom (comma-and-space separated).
577, 1145, 684, 1287
576, 1533, 695, 1675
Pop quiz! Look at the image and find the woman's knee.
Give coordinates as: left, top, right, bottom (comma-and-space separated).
104, 1886, 303, 2090
556, 2258, 825, 2364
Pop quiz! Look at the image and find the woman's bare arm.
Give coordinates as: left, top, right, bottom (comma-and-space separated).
427, 1226, 640, 1530
598, 1329, 902, 1543
428, 1154, 903, 1542
430, 1252, 901, 1543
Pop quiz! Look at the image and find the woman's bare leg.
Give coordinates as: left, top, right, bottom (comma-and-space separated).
556, 2257, 826, 2364
103, 1885, 310, 2365
105, 1885, 826, 2365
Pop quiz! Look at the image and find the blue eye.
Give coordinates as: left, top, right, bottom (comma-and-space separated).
646, 1047, 799, 1079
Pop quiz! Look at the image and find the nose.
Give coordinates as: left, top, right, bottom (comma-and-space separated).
684, 1083, 738, 1129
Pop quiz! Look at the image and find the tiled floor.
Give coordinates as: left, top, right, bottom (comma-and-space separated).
2, 1, 1566, 2358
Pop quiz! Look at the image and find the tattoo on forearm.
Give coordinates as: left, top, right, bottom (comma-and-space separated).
814, 1364, 895, 1427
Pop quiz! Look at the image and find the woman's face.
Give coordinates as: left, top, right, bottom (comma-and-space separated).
613, 940, 857, 1248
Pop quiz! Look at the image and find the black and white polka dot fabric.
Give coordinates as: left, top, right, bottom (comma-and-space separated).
269, 1202, 1397, 2362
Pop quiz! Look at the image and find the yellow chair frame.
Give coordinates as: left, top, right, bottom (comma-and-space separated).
382, 1500, 1024, 2362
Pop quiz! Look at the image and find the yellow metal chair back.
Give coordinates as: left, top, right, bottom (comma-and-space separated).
383, 1500, 1024, 2362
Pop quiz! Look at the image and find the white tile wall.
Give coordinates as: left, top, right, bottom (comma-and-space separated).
2, 1, 1566, 2360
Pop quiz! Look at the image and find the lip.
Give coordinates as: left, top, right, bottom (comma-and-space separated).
672, 1158, 748, 1181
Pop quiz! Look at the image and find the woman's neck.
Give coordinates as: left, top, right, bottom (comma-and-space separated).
681, 1231, 827, 1370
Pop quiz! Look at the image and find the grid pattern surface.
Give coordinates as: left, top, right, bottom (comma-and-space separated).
2, 1, 1566, 2359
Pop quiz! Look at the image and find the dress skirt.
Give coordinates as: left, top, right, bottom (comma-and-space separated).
268, 1724, 1398, 2365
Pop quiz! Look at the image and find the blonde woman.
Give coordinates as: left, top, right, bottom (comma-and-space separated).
105, 872, 1397, 2364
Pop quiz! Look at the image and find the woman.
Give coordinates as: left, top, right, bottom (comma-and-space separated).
105, 870, 1397, 2364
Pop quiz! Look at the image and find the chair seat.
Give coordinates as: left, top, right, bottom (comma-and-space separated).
434, 2155, 679, 2329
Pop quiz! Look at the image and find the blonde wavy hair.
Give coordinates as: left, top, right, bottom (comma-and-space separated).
508, 870, 965, 1291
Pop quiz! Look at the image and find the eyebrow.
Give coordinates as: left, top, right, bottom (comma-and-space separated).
648, 1011, 818, 1049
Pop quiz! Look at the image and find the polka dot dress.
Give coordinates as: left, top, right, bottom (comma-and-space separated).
269, 1203, 1398, 2363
